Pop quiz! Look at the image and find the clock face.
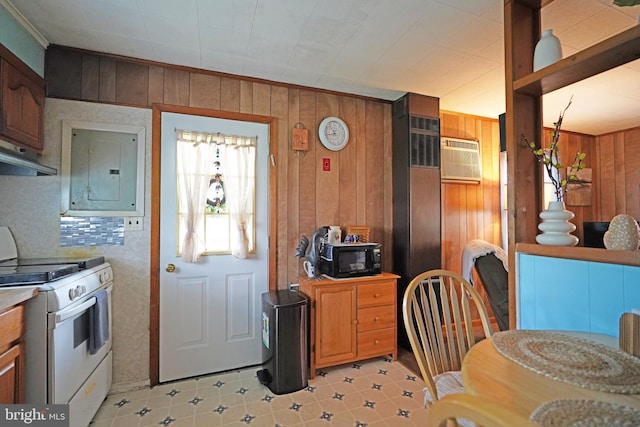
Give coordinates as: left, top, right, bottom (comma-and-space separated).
319, 117, 349, 151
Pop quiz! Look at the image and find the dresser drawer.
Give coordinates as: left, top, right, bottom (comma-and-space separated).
357, 328, 395, 358
358, 305, 395, 332
0, 305, 24, 353
357, 281, 395, 308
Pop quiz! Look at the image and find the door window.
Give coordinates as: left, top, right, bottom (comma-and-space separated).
176, 130, 256, 258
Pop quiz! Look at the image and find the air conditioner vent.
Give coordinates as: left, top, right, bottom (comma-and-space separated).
440, 137, 482, 183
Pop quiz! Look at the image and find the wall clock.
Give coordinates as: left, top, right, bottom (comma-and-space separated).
318, 117, 349, 151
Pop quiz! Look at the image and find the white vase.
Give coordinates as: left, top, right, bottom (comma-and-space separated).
536, 200, 579, 246
533, 29, 562, 71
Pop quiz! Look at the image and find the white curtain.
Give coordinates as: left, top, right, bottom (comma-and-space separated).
222, 136, 256, 259
176, 131, 217, 263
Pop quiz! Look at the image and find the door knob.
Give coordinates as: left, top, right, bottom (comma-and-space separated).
166, 263, 176, 273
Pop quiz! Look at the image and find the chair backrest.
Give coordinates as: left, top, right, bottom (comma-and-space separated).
427, 393, 537, 427
474, 253, 509, 331
402, 269, 493, 401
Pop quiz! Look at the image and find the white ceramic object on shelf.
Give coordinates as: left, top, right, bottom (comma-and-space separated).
533, 29, 562, 71
536, 200, 579, 246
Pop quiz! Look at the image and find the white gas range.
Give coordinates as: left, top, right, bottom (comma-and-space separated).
0, 226, 113, 427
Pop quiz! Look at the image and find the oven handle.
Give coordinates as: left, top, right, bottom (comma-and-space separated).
54, 285, 112, 325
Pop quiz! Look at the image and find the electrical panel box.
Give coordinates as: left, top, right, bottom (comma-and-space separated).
61, 121, 145, 216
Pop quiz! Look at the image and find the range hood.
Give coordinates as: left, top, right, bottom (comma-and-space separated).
0, 140, 56, 176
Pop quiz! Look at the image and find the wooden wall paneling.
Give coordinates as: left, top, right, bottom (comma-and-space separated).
315, 93, 340, 227
382, 103, 394, 273
624, 129, 640, 220
298, 90, 317, 247
614, 132, 627, 214
116, 61, 149, 106
148, 66, 164, 105
338, 97, 358, 227
364, 101, 385, 244
189, 73, 220, 110
563, 133, 582, 237
220, 77, 240, 112
587, 132, 600, 221
81, 54, 100, 101
270, 85, 289, 288
252, 83, 271, 117
98, 57, 116, 102
286, 90, 301, 283
239, 80, 253, 114
45, 47, 82, 98
163, 68, 189, 106
598, 134, 616, 220
355, 98, 367, 226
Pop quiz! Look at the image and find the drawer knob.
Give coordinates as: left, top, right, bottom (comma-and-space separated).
374, 339, 380, 344
374, 293, 380, 298
374, 316, 380, 321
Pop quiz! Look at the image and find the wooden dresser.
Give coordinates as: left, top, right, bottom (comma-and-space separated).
299, 272, 399, 378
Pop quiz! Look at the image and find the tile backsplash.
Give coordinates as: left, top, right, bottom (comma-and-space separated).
60, 216, 124, 247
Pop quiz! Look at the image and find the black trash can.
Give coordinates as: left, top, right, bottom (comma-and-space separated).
257, 290, 308, 394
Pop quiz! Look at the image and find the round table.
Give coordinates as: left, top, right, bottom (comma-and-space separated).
461, 332, 640, 418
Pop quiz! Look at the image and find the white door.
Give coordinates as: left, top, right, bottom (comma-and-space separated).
159, 112, 269, 382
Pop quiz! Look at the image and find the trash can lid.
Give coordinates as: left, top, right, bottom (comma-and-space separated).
262, 290, 307, 308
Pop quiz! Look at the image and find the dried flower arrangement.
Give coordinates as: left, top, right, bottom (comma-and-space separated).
521, 97, 586, 203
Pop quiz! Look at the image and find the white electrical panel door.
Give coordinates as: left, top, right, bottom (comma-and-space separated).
67, 127, 141, 213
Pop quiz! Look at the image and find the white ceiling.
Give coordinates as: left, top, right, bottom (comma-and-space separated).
5, 0, 640, 135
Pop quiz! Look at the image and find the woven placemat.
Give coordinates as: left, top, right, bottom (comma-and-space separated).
492, 330, 640, 393
530, 399, 640, 427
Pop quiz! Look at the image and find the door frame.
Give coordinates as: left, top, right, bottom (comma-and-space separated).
150, 104, 278, 386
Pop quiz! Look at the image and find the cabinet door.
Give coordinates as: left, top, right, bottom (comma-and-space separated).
315, 284, 357, 366
0, 343, 24, 404
1, 59, 45, 152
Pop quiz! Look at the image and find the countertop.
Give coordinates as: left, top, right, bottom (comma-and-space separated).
517, 243, 640, 267
0, 287, 38, 312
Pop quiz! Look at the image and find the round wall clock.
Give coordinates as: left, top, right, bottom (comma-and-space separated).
318, 117, 349, 151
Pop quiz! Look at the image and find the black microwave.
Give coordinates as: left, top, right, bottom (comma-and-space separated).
319, 243, 382, 278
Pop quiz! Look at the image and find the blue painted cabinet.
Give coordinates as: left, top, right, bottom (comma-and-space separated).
517, 253, 640, 337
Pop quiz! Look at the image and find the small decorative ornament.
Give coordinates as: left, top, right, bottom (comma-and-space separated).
603, 214, 640, 250
536, 200, 579, 246
533, 29, 562, 71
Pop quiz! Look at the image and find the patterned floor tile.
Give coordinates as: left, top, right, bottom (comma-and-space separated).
91, 356, 425, 426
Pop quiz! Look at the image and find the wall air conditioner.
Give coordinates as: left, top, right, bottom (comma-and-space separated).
440, 137, 482, 183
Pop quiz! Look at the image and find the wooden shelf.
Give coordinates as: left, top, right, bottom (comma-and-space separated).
514, 25, 640, 97
516, 243, 640, 267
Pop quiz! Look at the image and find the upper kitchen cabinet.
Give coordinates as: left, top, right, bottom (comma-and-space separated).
0, 45, 45, 153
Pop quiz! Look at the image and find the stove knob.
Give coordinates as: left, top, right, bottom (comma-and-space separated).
100, 271, 110, 284
69, 288, 77, 300
81, 285, 87, 295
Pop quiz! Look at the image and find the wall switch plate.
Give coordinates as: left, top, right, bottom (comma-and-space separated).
323, 158, 330, 171
125, 217, 144, 231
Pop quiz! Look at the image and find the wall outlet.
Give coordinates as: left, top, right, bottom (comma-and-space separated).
125, 217, 144, 231
288, 283, 299, 291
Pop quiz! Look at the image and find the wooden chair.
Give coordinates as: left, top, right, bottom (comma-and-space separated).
402, 269, 494, 407
427, 393, 537, 427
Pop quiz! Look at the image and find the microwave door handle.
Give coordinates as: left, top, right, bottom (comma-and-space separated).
53, 296, 97, 325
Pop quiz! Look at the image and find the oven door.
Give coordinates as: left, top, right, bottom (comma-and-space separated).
48, 283, 112, 403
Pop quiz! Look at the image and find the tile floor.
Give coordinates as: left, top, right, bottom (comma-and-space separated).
89, 356, 427, 427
